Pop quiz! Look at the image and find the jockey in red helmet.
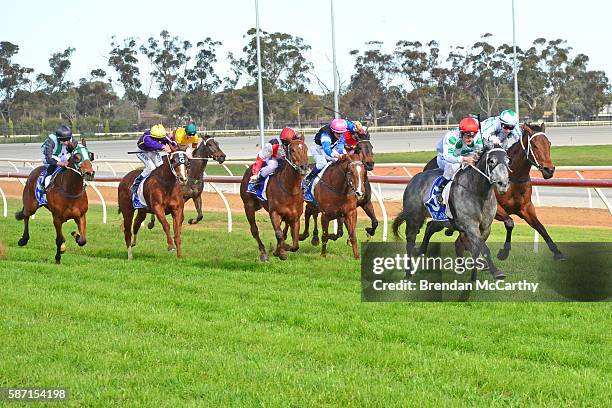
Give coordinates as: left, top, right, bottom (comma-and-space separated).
248, 127, 299, 190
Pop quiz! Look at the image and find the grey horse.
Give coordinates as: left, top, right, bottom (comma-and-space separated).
392, 146, 511, 280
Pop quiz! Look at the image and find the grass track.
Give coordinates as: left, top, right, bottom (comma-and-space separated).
0, 201, 610, 406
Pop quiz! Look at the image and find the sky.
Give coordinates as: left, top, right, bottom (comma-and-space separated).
3, 0, 611, 96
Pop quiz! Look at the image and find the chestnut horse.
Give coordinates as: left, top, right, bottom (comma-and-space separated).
15, 143, 95, 264
300, 136, 377, 245
423, 123, 564, 260
240, 137, 309, 262
308, 157, 367, 259
147, 135, 226, 229
118, 151, 189, 260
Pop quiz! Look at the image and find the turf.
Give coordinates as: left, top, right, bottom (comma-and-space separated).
0, 201, 610, 406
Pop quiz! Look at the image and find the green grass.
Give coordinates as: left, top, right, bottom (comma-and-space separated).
0, 201, 610, 406
373, 145, 612, 166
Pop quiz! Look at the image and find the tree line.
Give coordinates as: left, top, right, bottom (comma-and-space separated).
1, 30, 610, 135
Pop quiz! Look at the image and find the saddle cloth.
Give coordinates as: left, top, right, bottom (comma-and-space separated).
131, 175, 150, 209
424, 176, 454, 221
246, 175, 271, 202
302, 162, 332, 204
35, 166, 62, 206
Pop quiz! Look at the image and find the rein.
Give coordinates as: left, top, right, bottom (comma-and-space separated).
467, 148, 508, 184
317, 160, 363, 197
520, 131, 548, 170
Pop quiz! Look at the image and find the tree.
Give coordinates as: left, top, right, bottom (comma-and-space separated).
36, 47, 75, 93
108, 36, 147, 121
0, 41, 34, 121
231, 28, 313, 128
185, 38, 222, 92
564, 70, 611, 120
517, 39, 547, 119
394, 40, 440, 125
76, 72, 117, 119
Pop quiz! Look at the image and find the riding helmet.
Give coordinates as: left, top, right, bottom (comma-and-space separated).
55, 125, 73, 141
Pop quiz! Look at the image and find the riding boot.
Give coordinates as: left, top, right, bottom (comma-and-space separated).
303, 167, 320, 189
42, 165, 57, 194
131, 175, 144, 195
436, 178, 450, 206
249, 174, 263, 191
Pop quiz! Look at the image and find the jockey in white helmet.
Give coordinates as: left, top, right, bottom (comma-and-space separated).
480, 109, 522, 150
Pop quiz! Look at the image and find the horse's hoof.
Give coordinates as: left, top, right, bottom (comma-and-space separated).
365, 228, 375, 236
299, 233, 308, 241
320, 252, 327, 258
554, 252, 568, 261
497, 249, 509, 261
259, 254, 268, 262
60, 243, 66, 253
127, 247, 133, 260
55, 259, 61, 265
147, 222, 154, 230
444, 228, 454, 236
188, 218, 196, 225
311, 237, 320, 246
168, 246, 176, 252
17, 238, 28, 247
278, 252, 288, 261
494, 270, 506, 280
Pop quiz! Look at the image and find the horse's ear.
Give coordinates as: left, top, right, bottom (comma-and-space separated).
540, 122, 546, 131
80, 138, 87, 147
89, 152, 95, 161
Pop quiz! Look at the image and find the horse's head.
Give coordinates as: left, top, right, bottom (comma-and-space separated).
522, 122, 554, 179
340, 156, 367, 200
478, 146, 510, 195
169, 151, 189, 185
286, 136, 310, 176
69, 144, 95, 181
354, 132, 375, 171
199, 136, 226, 163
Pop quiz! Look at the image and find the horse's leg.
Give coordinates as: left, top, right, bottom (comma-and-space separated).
189, 195, 204, 225
16, 185, 39, 247
329, 217, 344, 241
346, 210, 359, 259
122, 208, 135, 260
404, 216, 423, 279
311, 210, 320, 246
495, 207, 514, 260
455, 233, 469, 258
172, 206, 183, 258
153, 205, 175, 252
245, 202, 268, 262
362, 201, 379, 237
519, 203, 566, 260
282, 222, 289, 241
288, 217, 300, 252
147, 214, 155, 230
417, 221, 444, 255
465, 227, 504, 281
320, 214, 330, 257
53, 216, 65, 264
299, 204, 312, 242
131, 209, 148, 248
71, 215, 87, 246
270, 211, 288, 260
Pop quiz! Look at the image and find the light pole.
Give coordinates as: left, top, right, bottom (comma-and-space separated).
255, 0, 265, 147
512, 0, 519, 117
330, 0, 339, 118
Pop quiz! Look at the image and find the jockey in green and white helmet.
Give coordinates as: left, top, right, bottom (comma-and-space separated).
480, 109, 522, 150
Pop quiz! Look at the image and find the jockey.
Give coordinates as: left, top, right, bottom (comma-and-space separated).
173, 122, 200, 158
434, 117, 484, 204
132, 124, 177, 195
303, 118, 348, 188
480, 109, 522, 150
248, 127, 299, 189
41, 125, 77, 192
343, 120, 367, 154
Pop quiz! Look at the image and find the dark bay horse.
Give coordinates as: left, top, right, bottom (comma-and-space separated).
423, 123, 564, 260
118, 151, 189, 260
16, 143, 95, 264
308, 157, 367, 259
300, 136, 377, 245
393, 146, 510, 280
147, 136, 226, 229
240, 137, 309, 261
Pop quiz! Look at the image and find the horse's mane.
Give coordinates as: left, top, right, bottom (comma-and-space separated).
523, 122, 544, 133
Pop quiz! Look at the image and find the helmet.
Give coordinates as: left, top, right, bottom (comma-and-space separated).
185, 123, 198, 136
280, 127, 297, 142
459, 117, 479, 134
330, 118, 347, 134
55, 125, 72, 141
499, 109, 518, 127
150, 124, 167, 139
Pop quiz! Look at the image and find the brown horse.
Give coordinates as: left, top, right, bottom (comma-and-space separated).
240, 137, 309, 261
15, 143, 95, 264
308, 157, 367, 259
423, 123, 564, 260
118, 151, 189, 260
300, 136, 377, 245
147, 136, 226, 229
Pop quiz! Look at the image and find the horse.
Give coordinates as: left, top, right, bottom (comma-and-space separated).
299, 135, 377, 245
118, 151, 189, 260
147, 135, 226, 229
307, 156, 368, 259
15, 143, 95, 264
393, 146, 510, 280
424, 123, 564, 260
240, 137, 310, 261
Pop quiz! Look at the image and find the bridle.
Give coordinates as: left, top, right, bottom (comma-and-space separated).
468, 148, 509, 185
520, 130, 548, 171
281, 140, 305, 172
164, 151, 188, 179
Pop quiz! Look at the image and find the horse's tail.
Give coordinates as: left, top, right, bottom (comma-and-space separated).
15, 208, 25, 220
392, 211, 407, 240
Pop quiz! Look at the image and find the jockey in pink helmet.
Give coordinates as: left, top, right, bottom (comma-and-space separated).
303, 118, 348, 188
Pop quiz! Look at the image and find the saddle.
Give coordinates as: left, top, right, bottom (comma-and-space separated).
247, 174, 271, 202
35, 167, 62, 206
424, 176, 453, 221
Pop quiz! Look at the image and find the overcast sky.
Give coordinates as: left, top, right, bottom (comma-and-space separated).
4, 0, 610, 95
